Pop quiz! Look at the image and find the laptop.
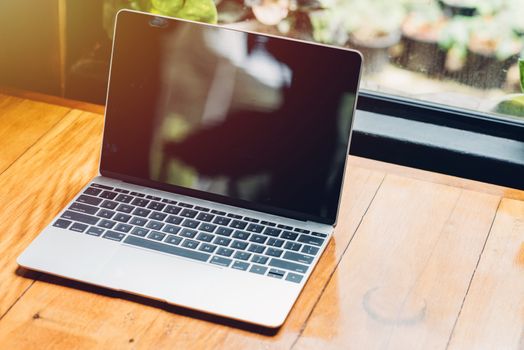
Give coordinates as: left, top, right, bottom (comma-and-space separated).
18, 10, 362, 328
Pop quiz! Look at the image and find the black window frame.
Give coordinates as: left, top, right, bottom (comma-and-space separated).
351, 90, 524, 190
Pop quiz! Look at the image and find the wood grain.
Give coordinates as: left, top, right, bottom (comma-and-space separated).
0, 93, 70, 173
448, 198, 524, 349
294, 175, 500, 349
0, 109, 103, 319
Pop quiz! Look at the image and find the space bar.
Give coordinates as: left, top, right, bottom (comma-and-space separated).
124, 236, 210, 262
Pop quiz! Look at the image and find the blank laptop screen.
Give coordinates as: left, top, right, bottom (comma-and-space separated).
101, 11, 362, 224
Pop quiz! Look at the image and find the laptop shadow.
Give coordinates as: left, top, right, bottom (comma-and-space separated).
15, 267, 279, 336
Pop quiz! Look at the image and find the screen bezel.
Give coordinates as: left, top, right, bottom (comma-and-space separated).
99, 9, 363, 225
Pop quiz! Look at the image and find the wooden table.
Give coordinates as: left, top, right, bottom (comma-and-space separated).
1, 91, 524, 349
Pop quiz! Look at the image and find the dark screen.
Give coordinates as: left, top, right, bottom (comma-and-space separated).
101, 11, 362, 224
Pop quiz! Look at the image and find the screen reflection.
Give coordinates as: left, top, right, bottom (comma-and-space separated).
102, 15, 361, 223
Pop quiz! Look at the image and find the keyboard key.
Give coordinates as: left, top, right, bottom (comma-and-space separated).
133, 208, 151, 217
179, 229, 197, 238
114, 213, 131, 223
182, 239, 199, 249
180, 209, 198, 218
232, 230, 250, 240
269, 258, 308, 274
268, 268, 285, 279
116, 204, 134, 213
101, 200, 118, 210
100, 191, 117, 200
230, 220, 247, 229
266, 248, 283, 257
196, 232, 214, 242
130, 192, 145, 197
53, 219, 72, 229
182, 219, 199, 229
251, 255, 268, 264
164, 205, 181, 215
115, 194, 133, 203
162, 225, 181, 235
178, 202, 193, 208
68, 202, 97, 216
234, 251, 251, 261
261, 220, 276, 227
231, 240, 248, 250
77, 195, 103, 206
286, 273, 304, 284
248, 244, 265, 254
131, 227, 149, 237
162, 198, 177, 204
131, 198, 150, 207
297, 234, 324, 247
84, 187, 102, 196
216, 247, 234, 257
124, 235, 210, 262
249, 265, 267, 275
264, 227, 281, 237
146, 220, 164, 230
196, 212, 214, 222
70, 222, 88, 233
302, 245, 320, 255
103, 230, 126, 242
97, 209, 115, 219
210, 256, 232, 267
86, 226, 104, 236
232, 261, 250, 271
115, 223, 132, 233
216, 227, 233, 236
91, 183, 113, 190
129, 217, 147, 226
267, 238, 284, 247
199, 223, 216, 233
148, 201, 165, 211
284, 241, 302, 251
146, 195, 161, 201
294, 228, 310, 234
277, 224, 293, 230
311, 232, 328, 238
227, 213, 242, 219
165, 215, 183, 225
148, 231, 166, 241
213, 216, 231, 226
249, 234, 266, 244
61, 210, 99, 225
281, 231, 298, 241
194, 206, 210, 212
246, 223, 264, 233
199, 243, 217, 253
98, 219, 116, 229
214, 237, 231, 246
149, 212, 167, 221
211, 209, 226, 215
165, 235, 182, 245
114, 188, 129, 194
283, 251, 313, 264
244, 217, 259, 223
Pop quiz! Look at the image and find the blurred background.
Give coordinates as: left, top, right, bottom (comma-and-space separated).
1, 0, 523, 119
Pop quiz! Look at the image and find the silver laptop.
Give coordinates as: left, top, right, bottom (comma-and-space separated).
18, 10, 362, 328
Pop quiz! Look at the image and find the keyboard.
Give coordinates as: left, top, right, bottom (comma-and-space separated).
53, 183, 328, 284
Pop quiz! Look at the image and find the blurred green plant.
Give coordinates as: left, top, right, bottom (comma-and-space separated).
103, 0, 217, 39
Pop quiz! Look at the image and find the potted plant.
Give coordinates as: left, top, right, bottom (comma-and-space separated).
438, 0, 503, 18
397, 3, 448, 77
492, 58, 524, 117
439, 14, 523, 89
311, 0, 405, 73
103, 0, 218, 39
